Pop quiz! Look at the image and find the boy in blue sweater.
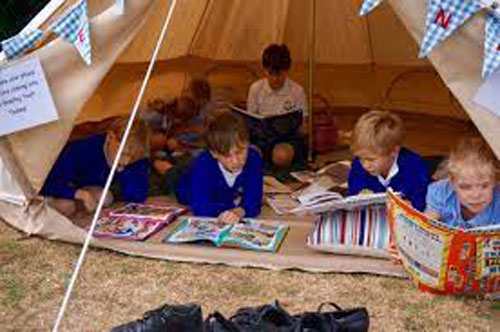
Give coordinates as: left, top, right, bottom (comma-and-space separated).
348, 110, 430, 212
41, 117, 148, 217
176, 110, 263, 223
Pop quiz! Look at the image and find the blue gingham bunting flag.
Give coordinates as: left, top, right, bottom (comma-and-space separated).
50, 0, 91, 65
1, 29, 44, 59
359, 0, 383, 16
482, 13, 500, 78
419, 0, 481, 58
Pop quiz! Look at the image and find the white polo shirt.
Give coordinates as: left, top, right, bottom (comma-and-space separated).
247, 78, 308, 116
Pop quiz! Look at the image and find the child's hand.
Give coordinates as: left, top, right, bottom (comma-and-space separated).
154, 159, 174, 175
218, 207, 245, 224
75, 189, 97, 212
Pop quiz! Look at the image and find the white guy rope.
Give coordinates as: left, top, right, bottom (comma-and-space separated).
51, 0, 178, 330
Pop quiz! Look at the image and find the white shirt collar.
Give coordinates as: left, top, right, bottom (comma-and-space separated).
377, 152, 399, 187
218, 162, 241, 187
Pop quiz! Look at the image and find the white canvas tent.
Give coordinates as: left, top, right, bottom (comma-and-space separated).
0, 0, 498, 276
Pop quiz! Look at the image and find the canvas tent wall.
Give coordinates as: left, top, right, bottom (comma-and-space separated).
0, 0, 498, 275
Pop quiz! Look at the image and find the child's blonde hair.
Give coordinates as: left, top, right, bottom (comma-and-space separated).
351, 110, 404, 155
448, 136, 499, 181
108, 116, 146, 159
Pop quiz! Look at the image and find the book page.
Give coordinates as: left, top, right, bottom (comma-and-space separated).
291, 192, 387, 214
164, 217, 232, 246
263, 176, 292, 194
92, 216, 165, 241
265, 194, 300, 215
222, 219, 289, 252
110, 203, 186, 221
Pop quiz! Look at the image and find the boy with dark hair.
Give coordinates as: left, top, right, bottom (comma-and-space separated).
176, 110, 263, 223
41, 117, 149, 217
247, 43, 308, 170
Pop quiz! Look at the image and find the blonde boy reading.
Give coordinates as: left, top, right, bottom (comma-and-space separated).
426, 136, 500, 229
348, 110, 430, 211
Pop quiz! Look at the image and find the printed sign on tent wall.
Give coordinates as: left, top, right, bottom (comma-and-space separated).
419, 0, 481, 57
0, 57, 59, 136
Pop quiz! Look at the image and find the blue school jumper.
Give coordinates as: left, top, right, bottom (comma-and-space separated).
41, 134, 148, 203
348, 147, 430, 211
176, 147, 263, 217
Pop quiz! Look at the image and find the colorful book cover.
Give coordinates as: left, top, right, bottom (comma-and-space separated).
109, 203, 187, 222
163, 217, 289, 252
387, 190, 500, 295
92, 216, 166, 241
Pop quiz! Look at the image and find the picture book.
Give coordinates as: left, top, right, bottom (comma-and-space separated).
263, 176, 292, 194
163, 217, 289, 252
92, 216, 166, 241
265, 178, 387, 215
110, 203, 187, 222
230, 104, 303, 138
291, 160, 351, 187
387, 190, 499, 295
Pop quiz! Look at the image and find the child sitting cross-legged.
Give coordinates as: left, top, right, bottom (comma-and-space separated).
41, 117, 148, 217
426, 136, 500, 229
176, 110, 263, 223
348, 110, 431, 212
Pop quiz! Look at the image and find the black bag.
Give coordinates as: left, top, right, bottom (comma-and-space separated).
204, 301, 296, 332
110, 303, 203, 332
293, 302, 369, 332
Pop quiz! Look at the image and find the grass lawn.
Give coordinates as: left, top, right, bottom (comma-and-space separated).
0, 220, 497, 331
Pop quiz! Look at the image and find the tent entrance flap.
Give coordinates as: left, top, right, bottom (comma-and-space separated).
0, 157, 27, 206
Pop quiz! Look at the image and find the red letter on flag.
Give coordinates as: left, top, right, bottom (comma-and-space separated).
434, 8, 452, 29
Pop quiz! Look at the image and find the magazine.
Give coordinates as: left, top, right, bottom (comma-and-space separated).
110, 203, 187, 222
163, 217, 289, 252
263, 176, 292, 194
291, 160, 351, 186
387, 190, 499, 295
92, 216, 166, 241
266, 187, 387, 215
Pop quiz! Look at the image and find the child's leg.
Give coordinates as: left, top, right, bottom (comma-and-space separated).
84, 186, 114, 207
47, 198, 77, 217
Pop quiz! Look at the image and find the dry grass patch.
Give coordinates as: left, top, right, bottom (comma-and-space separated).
0, 220, 496, 331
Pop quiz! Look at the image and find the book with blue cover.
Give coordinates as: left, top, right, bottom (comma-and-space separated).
163, 217, 289, 252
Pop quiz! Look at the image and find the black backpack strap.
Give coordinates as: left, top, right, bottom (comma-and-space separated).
317, 302, 343, 313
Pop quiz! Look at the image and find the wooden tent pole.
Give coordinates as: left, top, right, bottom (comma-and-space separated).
307, 0, 316, 163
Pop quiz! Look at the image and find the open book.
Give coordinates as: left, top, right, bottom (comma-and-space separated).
92, 204, 187, 241
93, 216, 167, 241
163, 217, 289, 252
230, 104, 303, 138
266, 184, 387, 215
387, 190, 499, 295
263, 176, 292, 194
110, 203, 187, 222
291, 160, 351, 187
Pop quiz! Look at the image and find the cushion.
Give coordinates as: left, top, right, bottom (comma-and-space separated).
307, 204, 391, 259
